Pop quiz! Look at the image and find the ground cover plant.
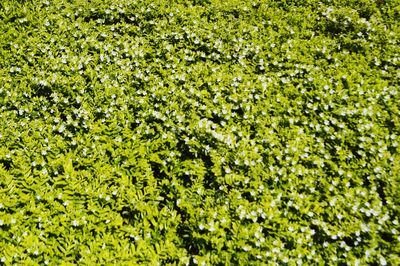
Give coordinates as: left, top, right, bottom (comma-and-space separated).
0, 0, 400, 264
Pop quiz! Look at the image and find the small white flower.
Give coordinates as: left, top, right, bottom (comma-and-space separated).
243, 246, 251, 251
380, 257, 387, 266
58, 125, 65, 133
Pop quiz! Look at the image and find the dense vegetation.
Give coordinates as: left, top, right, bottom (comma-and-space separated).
1, 0, 399, 264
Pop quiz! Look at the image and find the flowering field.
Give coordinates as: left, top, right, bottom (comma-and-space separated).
1, 0, 399, 265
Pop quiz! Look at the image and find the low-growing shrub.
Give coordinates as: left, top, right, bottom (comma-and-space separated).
0, 0, 399, 265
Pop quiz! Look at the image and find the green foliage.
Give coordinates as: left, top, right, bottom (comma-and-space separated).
0, 0, 399, 265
